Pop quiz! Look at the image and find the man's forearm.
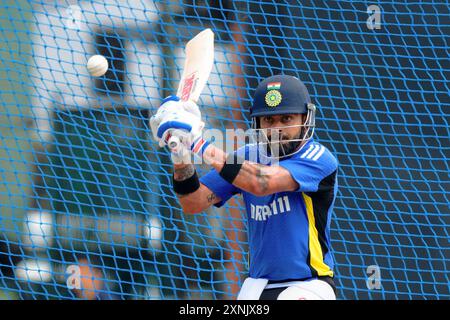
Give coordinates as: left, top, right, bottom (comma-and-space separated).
173, 163, 198, 199
173, 162, 220, 213
173, 163, 195, 181
201, 144, 276, 195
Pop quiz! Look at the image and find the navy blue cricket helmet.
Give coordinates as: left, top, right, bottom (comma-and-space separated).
249, 75, 317, 158
250, 74, 314, 117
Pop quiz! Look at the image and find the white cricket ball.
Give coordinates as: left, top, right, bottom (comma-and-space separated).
87, 55, 108, 77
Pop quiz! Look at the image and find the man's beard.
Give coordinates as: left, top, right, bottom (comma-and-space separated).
266, 130, 303, 158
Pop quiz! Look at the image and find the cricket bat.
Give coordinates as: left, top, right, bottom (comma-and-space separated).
168, 28, 215, 150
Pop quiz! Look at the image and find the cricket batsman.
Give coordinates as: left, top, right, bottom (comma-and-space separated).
150, 75, 338, 300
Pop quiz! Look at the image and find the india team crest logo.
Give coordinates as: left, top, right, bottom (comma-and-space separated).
265, 82, 282, 107
265, 90, 282, 107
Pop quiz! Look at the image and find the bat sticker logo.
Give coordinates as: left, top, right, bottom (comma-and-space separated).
180, 72, 198, 101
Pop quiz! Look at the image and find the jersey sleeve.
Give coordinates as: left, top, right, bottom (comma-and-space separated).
279, 145, 338, 193
200, 168, 241, 207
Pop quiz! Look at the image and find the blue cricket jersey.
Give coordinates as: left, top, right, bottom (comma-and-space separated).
200, 139, 338, 281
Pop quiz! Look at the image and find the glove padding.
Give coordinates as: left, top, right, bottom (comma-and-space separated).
150, 96, 204, 149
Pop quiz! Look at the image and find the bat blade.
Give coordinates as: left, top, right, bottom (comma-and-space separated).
176, 28, 215, 102
168, 29, 215, 152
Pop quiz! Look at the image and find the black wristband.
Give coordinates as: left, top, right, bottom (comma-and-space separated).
219, 153, 244, 184
173, 170, 200, 195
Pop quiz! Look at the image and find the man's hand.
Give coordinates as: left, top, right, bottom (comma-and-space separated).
150, 96, 204, 152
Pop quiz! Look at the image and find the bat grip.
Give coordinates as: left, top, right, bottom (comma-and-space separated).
168, 135, 180, 150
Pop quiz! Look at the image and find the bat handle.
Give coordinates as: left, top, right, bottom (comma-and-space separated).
168, 135, 180, 150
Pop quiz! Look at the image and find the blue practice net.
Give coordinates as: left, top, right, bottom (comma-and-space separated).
0, 0, 448, 299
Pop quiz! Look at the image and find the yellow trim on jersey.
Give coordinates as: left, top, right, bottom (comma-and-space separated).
302, 193, 334, 277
